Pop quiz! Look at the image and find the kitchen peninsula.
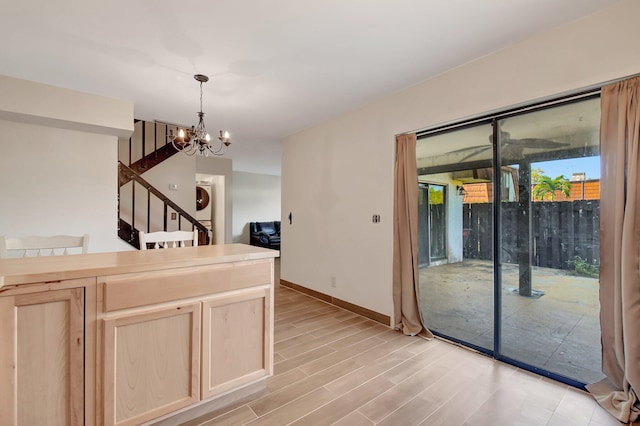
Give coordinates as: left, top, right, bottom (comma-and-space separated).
0, 244, 278, 426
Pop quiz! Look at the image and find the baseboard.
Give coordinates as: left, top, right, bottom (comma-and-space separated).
148, 379, 267, 426
280, 279, 391, 326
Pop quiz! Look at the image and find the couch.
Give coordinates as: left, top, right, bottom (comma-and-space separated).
249, 221, 281, 250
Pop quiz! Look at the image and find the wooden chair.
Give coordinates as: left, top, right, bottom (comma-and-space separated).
0, 234, 89, 258
138, 230, 198, 250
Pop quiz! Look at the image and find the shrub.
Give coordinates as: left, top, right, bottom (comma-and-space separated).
566, 256, 599, 278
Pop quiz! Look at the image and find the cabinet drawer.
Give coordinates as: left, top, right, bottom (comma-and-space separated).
101, 260, 272, 312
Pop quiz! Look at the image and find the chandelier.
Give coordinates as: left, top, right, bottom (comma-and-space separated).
169, 74, 230, 156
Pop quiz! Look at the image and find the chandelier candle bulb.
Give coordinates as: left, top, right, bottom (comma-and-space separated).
219, 130, 231, 146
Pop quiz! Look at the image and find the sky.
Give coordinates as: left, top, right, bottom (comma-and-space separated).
532, 156, 600, 180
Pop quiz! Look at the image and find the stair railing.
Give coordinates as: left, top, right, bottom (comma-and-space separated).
118, 161, 210, 249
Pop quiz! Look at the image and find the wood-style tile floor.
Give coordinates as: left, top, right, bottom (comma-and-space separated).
185, 285, 624, 426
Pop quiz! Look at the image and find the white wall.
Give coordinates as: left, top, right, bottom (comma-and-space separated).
211, 175, 226, 244
0, 75, 134, 253
232, 172, 281, 244
142, 152, 197, 222
0, 75, 132, 138
281, 0, 640, 320
448, 183, 464, 263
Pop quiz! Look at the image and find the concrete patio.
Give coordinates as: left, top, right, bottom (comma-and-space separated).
418, 259, 604, 384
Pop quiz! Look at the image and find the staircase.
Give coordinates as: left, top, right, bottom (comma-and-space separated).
118, 120, 210, 249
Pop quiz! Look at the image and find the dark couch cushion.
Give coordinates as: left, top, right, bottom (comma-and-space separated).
259, 221, 277, 235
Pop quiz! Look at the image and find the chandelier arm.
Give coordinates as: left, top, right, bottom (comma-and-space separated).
171, 137, 197, 156
207, 140, 227, 155
211, 143, 229, 155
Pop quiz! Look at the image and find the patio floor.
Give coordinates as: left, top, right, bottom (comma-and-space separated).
418, 259, 604, 384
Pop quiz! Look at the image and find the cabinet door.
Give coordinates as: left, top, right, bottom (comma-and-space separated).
103, 303, 201, 426
0, 288, 84, 426
201, 286, 272, 399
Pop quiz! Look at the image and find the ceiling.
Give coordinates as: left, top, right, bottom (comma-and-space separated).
0, 0, 620, 176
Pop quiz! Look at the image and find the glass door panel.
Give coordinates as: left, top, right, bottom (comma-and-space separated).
498, 97, 604, 384
417, 185, 430, 268
417, 123, 494, 352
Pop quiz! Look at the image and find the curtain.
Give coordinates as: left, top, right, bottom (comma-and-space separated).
586, 76, 640, 423
393, 133, 433, 337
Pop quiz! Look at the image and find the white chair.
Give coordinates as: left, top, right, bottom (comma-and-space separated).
0, 234, 89, 258
138, 230, 198, 250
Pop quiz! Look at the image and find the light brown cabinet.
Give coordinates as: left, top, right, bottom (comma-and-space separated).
0, 244, 276, 426
98, 259, 274, 426
0, 279, 91, 426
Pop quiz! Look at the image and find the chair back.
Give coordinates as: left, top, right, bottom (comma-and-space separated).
139, 230, 198, 250
0, 234, 89, 258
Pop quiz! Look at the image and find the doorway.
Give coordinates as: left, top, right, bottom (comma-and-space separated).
195, 173, 226, 244
418, 183, 447, 267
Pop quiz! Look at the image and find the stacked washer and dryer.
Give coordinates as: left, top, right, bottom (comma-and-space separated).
196, 182, 213, 242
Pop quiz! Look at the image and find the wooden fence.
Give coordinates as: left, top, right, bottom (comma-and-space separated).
462, 200, 600, 269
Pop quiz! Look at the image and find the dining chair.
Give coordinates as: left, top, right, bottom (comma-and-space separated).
0, 234, 89, 258
138, 230, 199, 250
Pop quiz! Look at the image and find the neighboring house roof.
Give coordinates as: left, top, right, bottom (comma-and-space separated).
463, 183, 493, 204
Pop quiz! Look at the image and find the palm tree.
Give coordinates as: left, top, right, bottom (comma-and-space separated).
532, 175, 572, 201
531, 167, 544, 184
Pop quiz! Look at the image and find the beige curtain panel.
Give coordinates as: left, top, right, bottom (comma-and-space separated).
586, 76, 640, 423
393, 133, 433, 338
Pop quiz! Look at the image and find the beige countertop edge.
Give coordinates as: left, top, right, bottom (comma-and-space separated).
0, 244, 279, 290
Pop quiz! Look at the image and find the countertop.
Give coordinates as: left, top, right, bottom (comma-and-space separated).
0, 243, 279, 289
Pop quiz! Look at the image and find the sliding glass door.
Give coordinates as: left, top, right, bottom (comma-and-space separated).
498, 98, 603, 384
416, 95, 604, 386
417, 123, 494, 352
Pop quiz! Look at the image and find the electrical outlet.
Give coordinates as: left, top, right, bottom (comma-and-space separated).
331, 277, 337, 288
171, 212, 177, 220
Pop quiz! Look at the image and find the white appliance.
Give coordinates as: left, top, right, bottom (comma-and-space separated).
196, 184, 212, 221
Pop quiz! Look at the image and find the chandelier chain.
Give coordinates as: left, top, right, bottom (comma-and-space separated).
199, 81, 204, 114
